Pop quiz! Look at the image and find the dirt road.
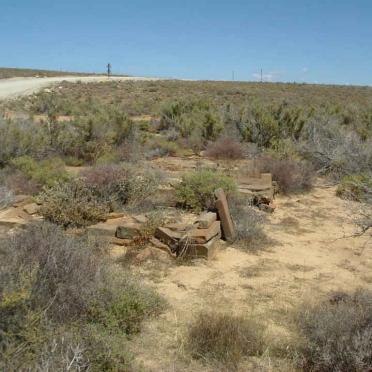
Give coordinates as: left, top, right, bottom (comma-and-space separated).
0, 75, 159, 100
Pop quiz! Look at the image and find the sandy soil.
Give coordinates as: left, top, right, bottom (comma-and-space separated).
126, 180, 371, 371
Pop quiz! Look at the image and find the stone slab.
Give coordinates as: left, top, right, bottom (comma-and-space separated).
116, 223, 142, 239
87, 222, 117, 237
186, 221, 221, 244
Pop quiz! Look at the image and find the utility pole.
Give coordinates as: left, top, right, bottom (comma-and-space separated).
232, 70, 235, 81
260, 68, 263, 83
107, 63, 111, 78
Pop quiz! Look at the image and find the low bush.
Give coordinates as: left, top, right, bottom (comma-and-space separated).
299, 117, 372, 179
0, 186, 14, 210
80, 164, 132, 210
229, 196, 267, 250
293, 290, 372, 372
187, 311, 265, 368
175, 169, 236, 211
258, 155, 314, 194
159, 99, 224, 150
38, 178, 108, 227
0, 169, 40, 195
10, 155, 69, 191
0, 118, 48, 167
204, 137, 246, 160
0, 222, 165, 371
145, 137, 180, 158
337, 174, 372, 203
0, 222, 107, 322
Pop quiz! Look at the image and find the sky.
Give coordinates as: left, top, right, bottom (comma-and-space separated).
0, 0, 371, 85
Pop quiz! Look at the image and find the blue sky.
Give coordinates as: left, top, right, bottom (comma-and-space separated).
1, 0, 371, 85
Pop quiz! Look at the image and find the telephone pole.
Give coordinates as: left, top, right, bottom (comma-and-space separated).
232, 70, 235, 81
107, 63, 111, 78
260, 68, 263, 83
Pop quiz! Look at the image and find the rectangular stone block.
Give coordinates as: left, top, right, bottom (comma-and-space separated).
187, 221, 221, 244
195, 212, 217, 229
182, 233, 220, 259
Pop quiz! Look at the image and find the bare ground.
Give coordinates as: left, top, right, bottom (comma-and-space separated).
125, 180, 371, 371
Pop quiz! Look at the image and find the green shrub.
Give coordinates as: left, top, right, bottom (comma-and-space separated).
0, 222, 164, 371
293, 290, 372, 372
0, 118, 49, 167
187, 311, 265, 368
0, 186, 14, 210
38, 179, 108, 227
337, 174, 372, 203
159, 100, 223, 150
229, 195, 267, 250
258, 155, 314, 194
10, 156, 69, 190
175, 170, 236, 211
88, 275, 165, 334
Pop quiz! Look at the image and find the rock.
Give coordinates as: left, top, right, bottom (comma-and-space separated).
23, 203, 39, 215
87, 222, 117, 237
116, 223, 141, 239
186, 221, 221, 244
110, 237, 133, 246
150, 237, 175, 256
214, 188, 236, 242
195, 212, 217, 229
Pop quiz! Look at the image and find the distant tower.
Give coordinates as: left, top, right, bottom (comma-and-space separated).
107, 63, 111, 77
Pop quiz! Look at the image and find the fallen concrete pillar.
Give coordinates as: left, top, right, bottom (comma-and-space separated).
214, 188, 236, 242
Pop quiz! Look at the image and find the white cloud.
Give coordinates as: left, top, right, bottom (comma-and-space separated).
302, 67, 309, 73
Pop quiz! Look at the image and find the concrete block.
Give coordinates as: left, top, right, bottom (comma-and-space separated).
214, 188, 236, 242
187, 221, 221, 244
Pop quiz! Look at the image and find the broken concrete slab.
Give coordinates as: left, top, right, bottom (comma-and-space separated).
150, 237, 175, 256
116, 223, 142, 239
214, 188, 236, 243
186, 221, 221, 244
181, 233, 220, 259
194, 212, 217, 229
154, 226, 184, 252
